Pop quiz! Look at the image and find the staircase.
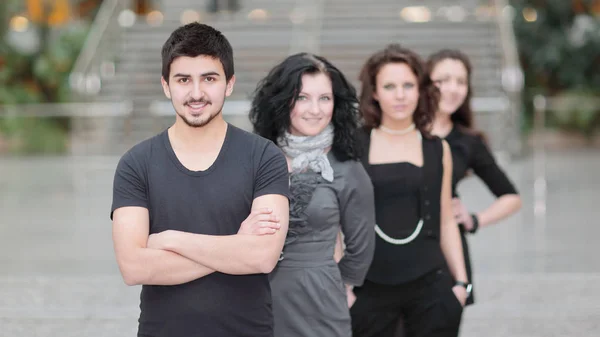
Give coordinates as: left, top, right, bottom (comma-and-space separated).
321, 2, 502, 94
99, 0, 297, 102
318, 0, 512, 153
71, 0, 298, 155
70, 0, 521, 157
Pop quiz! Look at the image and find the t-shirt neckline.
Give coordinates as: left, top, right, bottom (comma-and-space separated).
162, 124, 233, 177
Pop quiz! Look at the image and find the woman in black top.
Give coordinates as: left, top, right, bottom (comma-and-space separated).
350, 44, 468, 337
427, 49, 522, 306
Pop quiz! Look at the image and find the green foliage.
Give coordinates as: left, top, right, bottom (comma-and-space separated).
511, 0, 600, 91
0, 23, 90, 104
0, 0, 97, 154
0, 116, 69, 154
549, 90, 600, 137
510, 0, 600, 135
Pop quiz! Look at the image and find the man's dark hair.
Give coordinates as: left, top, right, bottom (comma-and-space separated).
161, 22, 234, 82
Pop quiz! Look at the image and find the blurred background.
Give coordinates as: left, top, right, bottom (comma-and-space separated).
0, 1, 598, 336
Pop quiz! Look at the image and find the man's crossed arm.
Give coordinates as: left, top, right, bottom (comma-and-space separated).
112, 194, 289, 286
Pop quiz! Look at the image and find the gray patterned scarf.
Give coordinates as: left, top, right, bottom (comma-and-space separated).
278, 124, 335, 182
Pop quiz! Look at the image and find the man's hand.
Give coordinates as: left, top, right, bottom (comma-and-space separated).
146, 208, 280, 251
147, 230, 174, 250
238, 208, 281, 235
452, 198, 473, 231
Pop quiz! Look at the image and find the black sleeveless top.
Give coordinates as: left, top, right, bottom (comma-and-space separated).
358, 127, 446, 285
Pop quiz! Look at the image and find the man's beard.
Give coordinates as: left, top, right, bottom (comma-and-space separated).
175, 98, 223, 128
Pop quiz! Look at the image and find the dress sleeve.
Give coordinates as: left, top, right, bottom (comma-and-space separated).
337, 161, 376, 286
470, 136, 518, 197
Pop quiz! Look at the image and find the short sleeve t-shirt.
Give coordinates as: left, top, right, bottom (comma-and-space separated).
110, 124, 289, 337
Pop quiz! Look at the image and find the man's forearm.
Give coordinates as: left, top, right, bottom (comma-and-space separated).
440, 221, 468, 282
122, 247, 214, 286
164, 231, 281, 275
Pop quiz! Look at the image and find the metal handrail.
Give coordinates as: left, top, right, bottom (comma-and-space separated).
148, 96, 509, 117
70, 0, 121, 79
69, 0, 128, 99
493, 0, 524, 156
0, 102, 133, 117
493, 0, 521, 72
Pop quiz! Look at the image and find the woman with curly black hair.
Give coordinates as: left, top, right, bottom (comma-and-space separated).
350, 44, 468, 337
250, 52, 375, 337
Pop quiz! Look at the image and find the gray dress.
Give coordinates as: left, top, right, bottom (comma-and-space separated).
269, 153, 376, 337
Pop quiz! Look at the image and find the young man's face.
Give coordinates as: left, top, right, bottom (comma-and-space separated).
161, 55, 235, 128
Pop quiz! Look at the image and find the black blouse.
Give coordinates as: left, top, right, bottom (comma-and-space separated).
358, 128, 446, 285
445, 126, 518, 198
369, 162, 422, 239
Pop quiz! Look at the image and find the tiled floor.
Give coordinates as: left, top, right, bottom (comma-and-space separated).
1, 147, 598, 336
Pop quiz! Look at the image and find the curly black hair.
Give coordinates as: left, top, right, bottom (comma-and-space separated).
249, 53, 360, 161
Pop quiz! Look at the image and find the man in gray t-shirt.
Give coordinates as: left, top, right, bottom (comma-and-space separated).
110, 22, 289, 337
